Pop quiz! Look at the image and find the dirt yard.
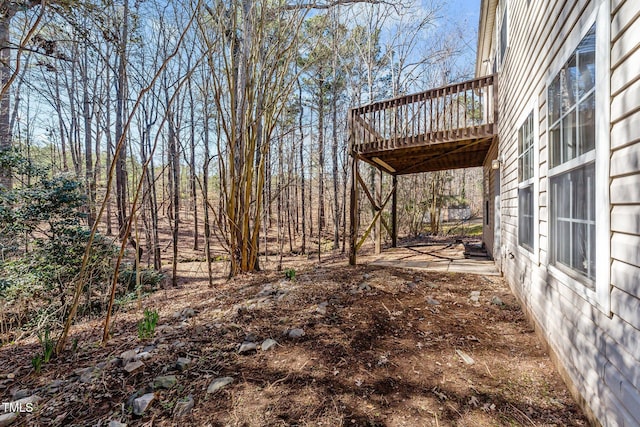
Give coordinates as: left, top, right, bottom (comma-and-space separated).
0, 247, 588, 426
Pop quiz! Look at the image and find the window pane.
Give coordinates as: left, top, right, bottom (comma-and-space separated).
562, 109, 577, 163
550, 163, 596, 284
500, 7, 508, 63
549, 75, 561, 124
550, 124, 561, 167
518, 185, 534, 251
578, 92, 595, 154
561, 54, 578, 115
577, 25, 596, 97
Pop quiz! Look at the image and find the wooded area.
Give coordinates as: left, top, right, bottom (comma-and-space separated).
0, 0, 482, 352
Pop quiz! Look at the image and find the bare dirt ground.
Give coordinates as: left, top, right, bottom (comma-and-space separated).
0, 236, 589, 426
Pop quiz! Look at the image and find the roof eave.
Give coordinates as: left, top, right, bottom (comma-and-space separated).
476, 0, 498, 77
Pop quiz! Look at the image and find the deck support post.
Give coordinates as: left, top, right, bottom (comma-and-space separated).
374, 169, 382, 254
349, 155, 359, 265
391, 175, 397, 248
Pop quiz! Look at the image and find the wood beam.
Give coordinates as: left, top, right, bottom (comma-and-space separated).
392, 175, 397, 248
356, 179, 396, 251
349, 155, 359, 265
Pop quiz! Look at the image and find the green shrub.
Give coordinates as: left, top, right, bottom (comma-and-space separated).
138, 308, 159, 340
118, 265, 164, 293
284, 268, 296, 281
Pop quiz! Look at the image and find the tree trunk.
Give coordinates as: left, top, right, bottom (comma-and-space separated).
115, 0, 130, 239
0, 15, 12, 190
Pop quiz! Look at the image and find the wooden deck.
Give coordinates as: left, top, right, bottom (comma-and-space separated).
348, 75, 497, 174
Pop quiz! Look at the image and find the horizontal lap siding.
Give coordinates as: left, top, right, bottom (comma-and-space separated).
611, 5, 640, 424
493, 0, 640, 424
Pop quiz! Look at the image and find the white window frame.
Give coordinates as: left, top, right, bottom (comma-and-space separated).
517, 103, 539, 263
545, 1, 610, 314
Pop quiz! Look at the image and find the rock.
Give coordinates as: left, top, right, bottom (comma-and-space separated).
133, 392, 155, 416
426, 297, 440, 305
173, 395, 194, 417
175, 357, 192, 371
261, 339, 278, 351
492, 296, 504, 306
469, 291, 481, 303
358, 283, 372, 291
288, 328, 305, 339
0, 412, 18, 427
316, 302, 328, 315
182, 308, 196, 318
206, 377, 234, 394
363, 273, 371, 280
120, 350, 138, 363
153, 375, 177, 389
46, 380, 65, 394
238, 342, 257, 354
6, 373, 14, 380
108, 421, 127, 427
142, 344, 156, 353
124, 361, 145, 374
11, 389, 30, 400
404, 282, 417, 290
74, 366, 100, 384
244, 333, 258, 342
135, 352, 152, 361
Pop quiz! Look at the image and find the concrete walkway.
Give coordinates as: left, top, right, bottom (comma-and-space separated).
363, 239, 500, 276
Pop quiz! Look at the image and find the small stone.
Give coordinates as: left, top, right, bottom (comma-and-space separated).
108, 421, 127, 427
6, 373, 14, 380
120, 350, 138, 363
363, 273, 371, 280
12, 389, 31, 400
135, 352, 152, 361
358, 283, 372, 291
173, 395, 195, 417
238, 342, 257, 354
142, 344, 156, 353
175, 357, 192, 371
79, 367, 100, 384
469, 291, 481, 303
405, 282, 417, 290
261, 339, 278, 351
316, 302, 328, 315
124, 361, 145, 374
0, 412, 18, 427
288, 328, 305, 339
427, 297, 440, 305
244, 333, 258, 342
181, 308, 196, 318
492, 296, 504, 306
153, 375, 177, 389
133, 392, 155, 416
46, 380, 65, 394
206, 377, 234, 394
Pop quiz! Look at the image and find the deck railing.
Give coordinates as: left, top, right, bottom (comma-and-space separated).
349, 75, 497, 153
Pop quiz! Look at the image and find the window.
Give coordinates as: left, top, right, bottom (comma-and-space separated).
499, 5, 508, 64
518, 112, 534, 252
498, 2, 508, 66
548, 25, 597, 286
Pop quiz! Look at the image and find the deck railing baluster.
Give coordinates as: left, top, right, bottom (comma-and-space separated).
348, 75, 495, 155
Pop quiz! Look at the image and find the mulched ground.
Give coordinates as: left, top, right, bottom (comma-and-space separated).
0, 254, 588, 426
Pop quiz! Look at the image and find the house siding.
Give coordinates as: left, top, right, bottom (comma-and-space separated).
478, 0, 640, 425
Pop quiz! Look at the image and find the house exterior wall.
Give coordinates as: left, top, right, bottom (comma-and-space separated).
482, 138, 499, 262
477, 0, 640, 425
